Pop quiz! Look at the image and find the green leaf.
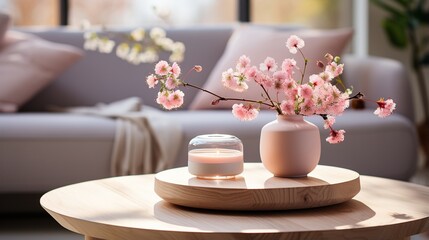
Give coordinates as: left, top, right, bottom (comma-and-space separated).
421, 52, 429, 65
382, 17, 409, 48
371, 0, 406, 16
413, 0, 429, 24
391, 0, 412, 8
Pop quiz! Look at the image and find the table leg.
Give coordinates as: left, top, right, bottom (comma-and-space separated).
85, 236, 105, 240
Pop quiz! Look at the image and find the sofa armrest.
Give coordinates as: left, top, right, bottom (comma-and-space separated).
342, 55, 414, 122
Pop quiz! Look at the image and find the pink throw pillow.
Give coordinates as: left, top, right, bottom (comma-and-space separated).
0, 31, 83, 112
189, 27, 353, 110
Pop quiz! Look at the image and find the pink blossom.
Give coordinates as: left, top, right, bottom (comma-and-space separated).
335, 63, 344, 76
283, 79, 298, 99
156, 90, 184, 110
319, 71, 331, 81
155, 60, 170, 76
156, 91, 169, 107
168, 90, 184, 108
326, 129, 345, 144
221, 68, 237, 89
234, 81, 249, 92
298, 84, 313, 99
232, 103, 259, 121
236, 55, 251, 72
244, 66, 258, 81
309, 74, 324, 87
374, 98, 396, 118
312, 82, 349, 116
299, 99, 315, 116
280, 100, 295, 115
273, 71, 287, 91
171, 62, 181, 78
146, 74, 158, 88
335, 94, 350, 113
255, 72, 273, 88
165, 76, 179, 89
259, 57, 278, 72
325, 62, 344, 79
281, 58, 297, 78
327, 95, 349, 116
286, 35, 305, 54
323, 115, 336, 129
222, 68, 249, 92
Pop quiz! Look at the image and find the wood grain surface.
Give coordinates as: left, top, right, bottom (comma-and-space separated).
155, 164, 361, 210
41, 163, 429, 240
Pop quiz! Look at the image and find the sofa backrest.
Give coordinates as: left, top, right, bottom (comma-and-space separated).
20, 26, 234, 111
342, 55, 415, 122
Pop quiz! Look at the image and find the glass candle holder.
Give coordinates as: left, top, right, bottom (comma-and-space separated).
188, 134, 244, 179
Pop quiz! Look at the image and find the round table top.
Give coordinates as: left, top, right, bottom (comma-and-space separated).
40, 164, 429, 240
154, 164, 361, 210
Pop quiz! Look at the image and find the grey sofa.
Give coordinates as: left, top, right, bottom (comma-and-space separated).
0, 25, 418, 210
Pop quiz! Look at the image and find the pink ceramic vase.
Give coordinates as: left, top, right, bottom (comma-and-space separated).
259, 115, 321, 177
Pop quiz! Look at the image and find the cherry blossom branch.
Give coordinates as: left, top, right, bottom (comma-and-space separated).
259, 84, 282, 115
181, 82, 275, 108
298, 48, 308, 85
147, 34, 396, 144
347, 92, 364, 100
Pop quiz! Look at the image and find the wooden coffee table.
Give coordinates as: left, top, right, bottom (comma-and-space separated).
40, 164, 429, 240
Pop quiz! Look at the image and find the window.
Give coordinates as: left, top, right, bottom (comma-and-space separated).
251, 0, 351, 29
2, 0, 352, 28
0, 0, 59, 26
68, 0, 237, 26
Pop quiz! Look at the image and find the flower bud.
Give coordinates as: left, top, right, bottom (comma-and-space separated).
211, 99, 220, 105
194, 65, 203, 72
334, 56, 341, 63
324, 53, 333, 63
316, 60, 325, 69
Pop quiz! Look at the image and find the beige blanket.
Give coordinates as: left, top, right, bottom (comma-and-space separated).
57, 97, 182, 176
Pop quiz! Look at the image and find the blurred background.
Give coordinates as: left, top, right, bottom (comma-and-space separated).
1, 0, 426, 124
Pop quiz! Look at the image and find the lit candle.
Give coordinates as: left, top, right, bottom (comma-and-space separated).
188, 148, 244, 179
189, 148, 243, 163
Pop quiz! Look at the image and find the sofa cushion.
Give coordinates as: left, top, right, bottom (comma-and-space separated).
0, 31, 83, 112
0, 113, 115, 139
189, 26, 353, 110
0, 113, 115, 192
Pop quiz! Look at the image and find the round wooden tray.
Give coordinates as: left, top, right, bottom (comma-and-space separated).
154, 163, 360, 211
